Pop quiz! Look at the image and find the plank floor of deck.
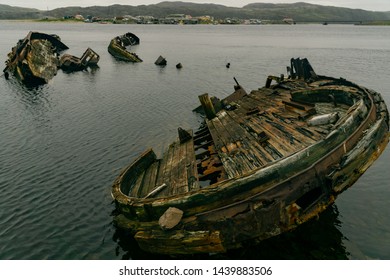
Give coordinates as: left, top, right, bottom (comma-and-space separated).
131, 83, 350, 197
135, 133, 200, 198
206, 87, 345, 178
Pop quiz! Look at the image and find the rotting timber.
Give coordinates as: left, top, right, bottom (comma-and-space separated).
3, 31, 100, 85
3, 31, 69, 86
60, 48, 100, 72
108, 32, 143, 62
111, 58, 389, 255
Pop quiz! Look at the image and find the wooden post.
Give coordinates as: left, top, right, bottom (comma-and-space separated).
265, 75, 280, 88
233, 77, 242, 90
290, 58, 296, 79
198, 93, 216, 120
295, 58, 304, 78
265, 76, 273, 88
178, 127, 192, 143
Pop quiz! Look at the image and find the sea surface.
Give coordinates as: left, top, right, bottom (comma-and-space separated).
0, 21, 389, 260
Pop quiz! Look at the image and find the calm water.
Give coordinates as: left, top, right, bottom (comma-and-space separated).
0, 22, 389, 260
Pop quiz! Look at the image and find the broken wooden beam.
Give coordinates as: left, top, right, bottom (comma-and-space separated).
198, 93, 217, 120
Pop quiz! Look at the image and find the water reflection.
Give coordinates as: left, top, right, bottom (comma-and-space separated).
113, 204, 349, 260
7, 79, 53, 126
1, 22, 388, 260
60, 64, 100, 75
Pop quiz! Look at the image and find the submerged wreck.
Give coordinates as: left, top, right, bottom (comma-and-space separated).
60, 48, 100, 72
108, 32, 142, 62
3, 31, 100, 85
3, 31, 69, 86
111, 58, 389, 255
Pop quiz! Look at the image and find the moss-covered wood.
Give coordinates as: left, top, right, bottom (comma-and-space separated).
107, 33, 143, 62
111, 59, 390, 255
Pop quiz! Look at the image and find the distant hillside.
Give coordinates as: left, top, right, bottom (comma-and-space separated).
0, 4, 42, 19
43, 3, 245, 20
1, 2, 390, 22
243, 2, 390, 21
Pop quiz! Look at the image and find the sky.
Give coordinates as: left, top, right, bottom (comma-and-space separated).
1, 1, 390, 12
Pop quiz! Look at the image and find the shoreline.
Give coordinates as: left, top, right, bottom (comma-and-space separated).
1, 19, 390, 26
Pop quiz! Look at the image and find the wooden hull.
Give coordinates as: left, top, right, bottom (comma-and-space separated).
107, 33, 142, 62
111, 59, 389, 255
4, 31, 69, 86
60, 47, 100, 72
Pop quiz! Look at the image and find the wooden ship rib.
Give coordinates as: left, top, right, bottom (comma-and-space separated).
111, 58, 389, 255
59, 47, 100, 72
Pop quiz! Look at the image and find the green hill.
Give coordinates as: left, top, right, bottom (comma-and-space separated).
243, 2, 390, 21
1, 2, 390, 22
0, 4, 42, 19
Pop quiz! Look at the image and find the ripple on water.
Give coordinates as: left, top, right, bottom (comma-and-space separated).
1, 23, 390, 259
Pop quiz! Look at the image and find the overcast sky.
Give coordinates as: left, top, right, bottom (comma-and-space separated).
2, 1, 390, 12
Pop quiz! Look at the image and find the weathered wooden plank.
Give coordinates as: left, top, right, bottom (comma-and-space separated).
186, 136, 200, 191
218, 104, 273, 164
249, 115, 302, 154
237, 94, 266, 112
237, 117, 286, 162
240, 91, 324, 155
261, 110, 320, 145
170, 139, 189, 195
139, 130, 199, 197
206, 119, 227, 152
246, 90, 283, 109
135, 230, 225, 254
242, 92, 319, 157
119, 149, 157, 196
154, 142, 177, 197
193, 133, 212, 145
210, 115, 251, 176
129, 170, 146, 197
161, 142, 181, 197
139, 161, 160, 197
207, 119, 240, 178
222, 111, 267, 168
222, 108, 282, 164
211, 116, 238, 153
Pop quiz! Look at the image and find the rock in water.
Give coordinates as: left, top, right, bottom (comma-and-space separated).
155, 55, 167, 66
158, 207, 183, 230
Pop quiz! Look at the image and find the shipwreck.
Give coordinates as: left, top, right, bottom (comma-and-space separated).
3, 31, 68, 86
108, 32, 143, 62
60, 48, 100, 72
111, 58, 389, 255
3, 31, 100, 86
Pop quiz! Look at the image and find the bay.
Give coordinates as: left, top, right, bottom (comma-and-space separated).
0, 21, 389, 259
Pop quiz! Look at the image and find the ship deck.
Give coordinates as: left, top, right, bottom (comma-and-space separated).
126, 80, 351, 199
